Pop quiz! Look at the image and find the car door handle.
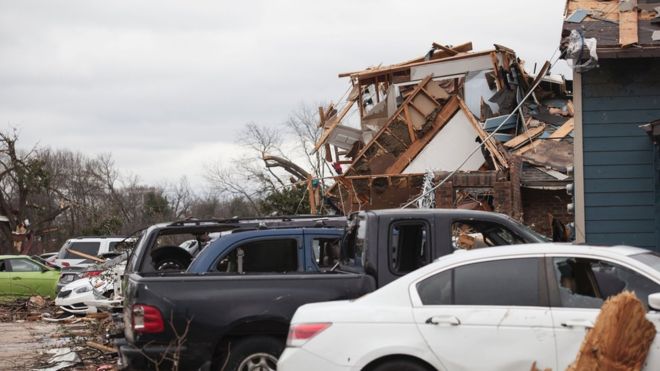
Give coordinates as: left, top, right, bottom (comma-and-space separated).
425, 316, 461, 326
561, 320, 594, 329
12, 277, 21, 280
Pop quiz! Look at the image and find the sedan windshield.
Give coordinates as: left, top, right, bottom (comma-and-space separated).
630, 252, 660, 272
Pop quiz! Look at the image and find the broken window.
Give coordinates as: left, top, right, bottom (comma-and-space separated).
553, 257, 660, 310
216, 238, 298, 274
451, 220, 524, 250
417, 258, 541, 306
312, 237, 341, 269
389, 220, 429, 275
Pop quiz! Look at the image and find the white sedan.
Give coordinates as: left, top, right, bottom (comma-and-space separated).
279, 244, 660, 371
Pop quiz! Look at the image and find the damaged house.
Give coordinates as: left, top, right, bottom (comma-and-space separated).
315, 42, 575, 237
561, 0, 660, 249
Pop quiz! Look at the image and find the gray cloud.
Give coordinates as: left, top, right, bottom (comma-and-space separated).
0, 0, 569, 188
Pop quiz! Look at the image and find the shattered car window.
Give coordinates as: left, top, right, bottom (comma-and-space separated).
553, 257, 660, 310
451, 220, 525, 250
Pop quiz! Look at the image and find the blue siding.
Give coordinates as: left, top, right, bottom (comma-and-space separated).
581, 58, 659, 250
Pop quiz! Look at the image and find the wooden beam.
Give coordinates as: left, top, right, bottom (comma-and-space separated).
340, 50, 496, 82
385, 97, 460, 174
318, 106, 326, 127
313, 84, 360, 151
338, 42, 474, 78
504, 124, 547, 149
513, 140, 541, 155
432, 42, 458, 56
66, 248, 104, 263
619, 0, 638, 47
457, 98, 509, 169
549, 118, 574, 141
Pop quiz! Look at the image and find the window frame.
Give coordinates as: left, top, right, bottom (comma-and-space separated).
211, 236, 302, 274
8, 258, 44, 273
387, 219, 431, 277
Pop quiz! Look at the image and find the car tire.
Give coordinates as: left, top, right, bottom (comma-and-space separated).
221, 336, 283, 371
150, 246, 192, 271
371, 359, 433, 371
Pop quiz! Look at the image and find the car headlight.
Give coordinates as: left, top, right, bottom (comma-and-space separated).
75, 286, 92, 294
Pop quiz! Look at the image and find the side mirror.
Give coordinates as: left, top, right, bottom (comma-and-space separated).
649, 293, 660, 311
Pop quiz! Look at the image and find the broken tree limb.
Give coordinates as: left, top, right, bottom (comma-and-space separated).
86, 341, 117, 354
65, 248, 105, 263
568, 291, 656, 371
262, 155, 310, 182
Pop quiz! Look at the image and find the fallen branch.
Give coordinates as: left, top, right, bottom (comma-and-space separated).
86, 341, 117, 354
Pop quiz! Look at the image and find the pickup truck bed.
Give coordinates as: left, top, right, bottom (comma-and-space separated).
122, 271, 374, 370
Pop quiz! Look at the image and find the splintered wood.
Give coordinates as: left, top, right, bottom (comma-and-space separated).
568, 291, 656, 371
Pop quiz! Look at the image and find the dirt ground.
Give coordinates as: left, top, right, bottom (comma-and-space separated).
0, 321, 61, 370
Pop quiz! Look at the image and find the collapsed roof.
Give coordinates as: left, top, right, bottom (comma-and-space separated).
315, 42, 574, 213
562, 0, 660, 60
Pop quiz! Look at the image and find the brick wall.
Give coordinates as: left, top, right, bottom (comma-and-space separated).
521, 188, 572, 237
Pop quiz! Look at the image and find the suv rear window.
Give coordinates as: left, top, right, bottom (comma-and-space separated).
62, 241, 101, 259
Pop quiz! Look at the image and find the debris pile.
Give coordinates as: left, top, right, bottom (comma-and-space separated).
315, 41, 575, 236
0, 296, 120, 370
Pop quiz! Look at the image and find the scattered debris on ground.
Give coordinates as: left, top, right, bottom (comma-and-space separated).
0, 296, 120, 371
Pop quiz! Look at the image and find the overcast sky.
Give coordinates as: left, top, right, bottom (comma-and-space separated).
0, 0, 569, 190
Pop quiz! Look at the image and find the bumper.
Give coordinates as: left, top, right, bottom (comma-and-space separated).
118, 342, 212, 371
278, 348, 351, 371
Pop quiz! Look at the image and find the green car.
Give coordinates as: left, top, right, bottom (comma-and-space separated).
0, 255, 60, 298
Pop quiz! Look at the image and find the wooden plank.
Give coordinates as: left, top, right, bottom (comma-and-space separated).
503, 124, 546, 148
587, 233, 656, 248
585, 178, 654, 193
585, 192, 654, 207
584, 150, 653, 166
584, 164, 653, 179
586, 219, 656, 233
384, 97, 460, 174
583, 136, 653, 151
514, 140, 541, 155
457, 98, 508, 169
583, 109, 660, 124
318, 106, 326, 127
619, 0, 639, 47
549, 118, 574, 140
313, 85, 360, 151
338, 42, 474, 78
66, 248, 104, 263
432, 42, 458, 56
585, 205, 655, 221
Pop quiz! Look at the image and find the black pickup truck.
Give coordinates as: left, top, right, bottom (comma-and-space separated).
119, 210, 547, 370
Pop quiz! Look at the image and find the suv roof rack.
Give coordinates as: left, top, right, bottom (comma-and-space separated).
70, 235, 125, 239
167, 216, 346, 228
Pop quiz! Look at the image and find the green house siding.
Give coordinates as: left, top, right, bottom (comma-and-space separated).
581, 59, 660, 250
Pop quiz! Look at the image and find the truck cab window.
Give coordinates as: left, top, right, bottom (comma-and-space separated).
390, 221, 429, 275
216, 239, 298, 273
313, 237, 341, 269
452, 220, 524, 250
